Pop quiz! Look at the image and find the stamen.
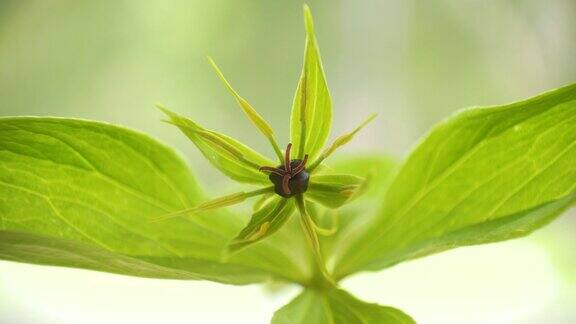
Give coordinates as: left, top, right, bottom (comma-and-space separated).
282, 174, 291, 195
292, 154, 309, 175
284, 143, 293, 173
259, 166, 286, 176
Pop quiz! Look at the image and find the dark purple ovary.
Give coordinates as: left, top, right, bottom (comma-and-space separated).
269, 159, 310, 198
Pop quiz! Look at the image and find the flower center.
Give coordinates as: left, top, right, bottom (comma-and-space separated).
259, 143, 309, 198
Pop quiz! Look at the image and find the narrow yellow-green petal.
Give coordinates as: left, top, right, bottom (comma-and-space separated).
308, 114, 377, 172
208, 57, 284, 162
151, 187, 273, 222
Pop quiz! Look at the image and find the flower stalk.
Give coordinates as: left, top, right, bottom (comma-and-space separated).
296, 195, 336, 288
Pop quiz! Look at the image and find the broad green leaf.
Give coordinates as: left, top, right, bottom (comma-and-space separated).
272, 288, 415, 324
333, 83, 576, 279
0, 231, 259, 283
0, 117, 312, 284
290, 5, 332, 161
229, 197, 296, 252
307, 174, 365, 209
208, 57, 284, 161
159, 106, 274, 184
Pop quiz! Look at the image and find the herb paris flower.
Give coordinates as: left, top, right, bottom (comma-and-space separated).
154, 6, 374, 284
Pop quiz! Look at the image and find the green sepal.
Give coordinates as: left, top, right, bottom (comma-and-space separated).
159, 106, 273, 184
306, 174, 365, 209
228, 197, 296, 252
290, 4, 332, 161
324, 154, 397, 199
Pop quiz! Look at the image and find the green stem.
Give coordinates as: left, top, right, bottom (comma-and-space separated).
295, 195, 336, 288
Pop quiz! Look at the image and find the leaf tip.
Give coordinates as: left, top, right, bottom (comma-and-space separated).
362, 113, 378, 128
353, 113, 378, 135
302, 4, 315, 35
155, 103, 174, 118
206, 55, 218, 72
206, 56, 241, 101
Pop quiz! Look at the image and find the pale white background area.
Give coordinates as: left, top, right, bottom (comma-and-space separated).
1, 216, 574, 324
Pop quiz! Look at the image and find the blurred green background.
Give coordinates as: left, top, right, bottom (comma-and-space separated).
0, 1, 575, 323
